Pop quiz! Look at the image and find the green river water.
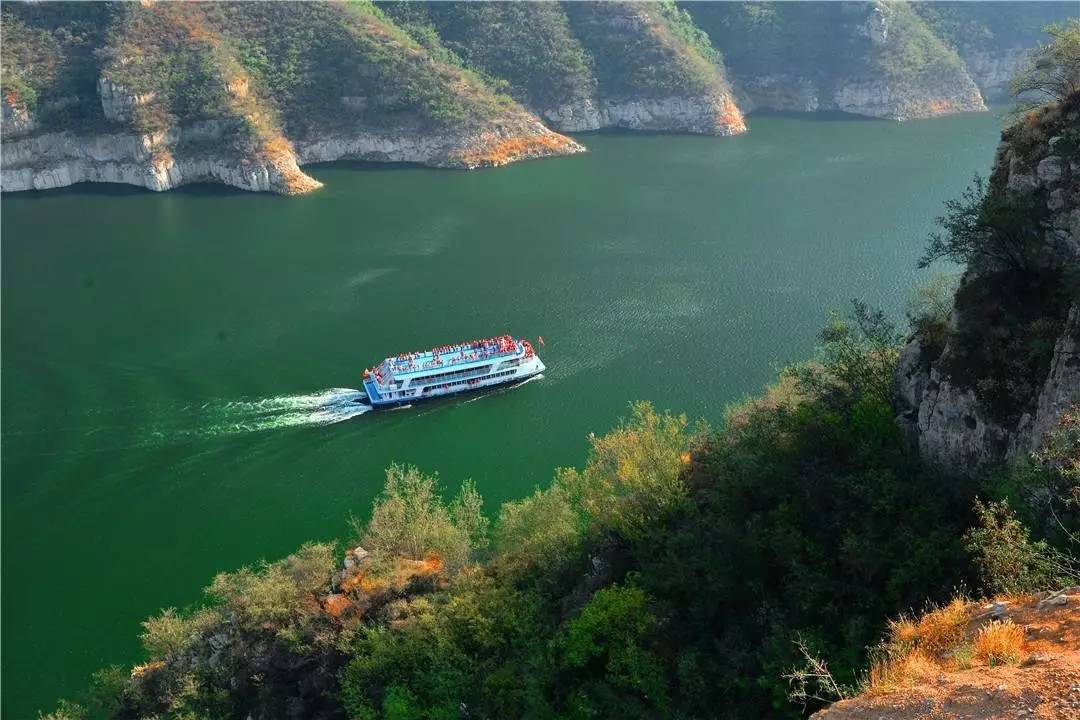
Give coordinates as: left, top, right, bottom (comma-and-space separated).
2, 110, 1004, 717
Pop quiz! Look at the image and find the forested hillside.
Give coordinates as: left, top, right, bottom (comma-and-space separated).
3, 1, 1075, 195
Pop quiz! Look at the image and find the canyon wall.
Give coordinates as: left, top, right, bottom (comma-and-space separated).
895, 99, 1079, 473
2, 2, 1074, 195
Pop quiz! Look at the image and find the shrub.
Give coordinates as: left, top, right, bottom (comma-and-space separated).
939, 266, 1074, 424
919, 175, 1049, 273
972, 619, 1026, 666
37, 700, 85, 720
906, 272, 960, 362
554, 581, 668, 715
140, 607, 220, 659
964, 499, 1072, 595
207, 542, 335, 630
557, 402, 692, 541
789, 300, 901, 409
360, 464, 488, 572
1012, 20, 1080, 104
492, 483, 582, 580
340, 569, 550, 720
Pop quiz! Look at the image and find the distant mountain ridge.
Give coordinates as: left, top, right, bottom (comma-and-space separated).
1, 1, 1075, 195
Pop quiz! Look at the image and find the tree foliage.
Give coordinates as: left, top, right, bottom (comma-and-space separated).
965, 499, 1078, 595
558, 401, 694, 541
1012, 19, 1080, 104
360, 464, 488, 572
919, 174, 1049, 273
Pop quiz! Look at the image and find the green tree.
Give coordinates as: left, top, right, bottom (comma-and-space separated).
492, 483, 582, 581
965, 499, 1078, 595
558, 402, 692, 541
919, 175, 1049, 273
359, 464, 488, 572
554, 581, 668, 718
1012, 20, 1080, 104
791, 300, 901, 409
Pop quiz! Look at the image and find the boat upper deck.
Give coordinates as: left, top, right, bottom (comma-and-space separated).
375, 336, 523, 381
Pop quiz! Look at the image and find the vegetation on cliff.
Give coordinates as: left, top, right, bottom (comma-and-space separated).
0, 1, 114, 130
563, 1, 729, 99
913, 48, 1079, 425
97, 1, 519, 138
375, 1, 596, 112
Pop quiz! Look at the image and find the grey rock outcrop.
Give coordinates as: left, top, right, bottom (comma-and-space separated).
896, 104, 1079, 473
97, 78, 155, 124
960, 46, 1031, 101
1, 95, 37, 139
541, 93, 745, 135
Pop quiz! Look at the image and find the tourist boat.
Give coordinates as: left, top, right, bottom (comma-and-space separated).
359, 334, 545, 408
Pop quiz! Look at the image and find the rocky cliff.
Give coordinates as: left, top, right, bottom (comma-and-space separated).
914, 1, 1079, 101
2, 1, 1074, 196
685, 1, 988, 120
0, 1, 584, 195
377, 1, 744, 135
896, 96, 1080, 473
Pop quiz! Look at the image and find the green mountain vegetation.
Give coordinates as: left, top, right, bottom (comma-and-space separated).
0, 0, 736, 139
89, 2, 516, 136
684, 2, 967, 89
0, 1, 114, 129
914, 1, 1079, 54
374, 1, 596, 112
561, 1, 728, 100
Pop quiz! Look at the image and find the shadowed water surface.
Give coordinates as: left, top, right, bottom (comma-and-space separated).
2, 110, 1003, 716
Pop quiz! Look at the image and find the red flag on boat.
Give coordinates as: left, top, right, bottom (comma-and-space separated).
538, 336, 545, 346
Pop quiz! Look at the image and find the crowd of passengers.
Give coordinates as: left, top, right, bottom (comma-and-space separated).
366, 335, 520, 384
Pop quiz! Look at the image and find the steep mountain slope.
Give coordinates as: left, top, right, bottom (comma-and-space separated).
1, 1, 582, 194
896, 92, 1079, 473
2, 2, 1075, 195
914, 1, 1080, 100
683, 1, 987, 119
377, 1, 745, 134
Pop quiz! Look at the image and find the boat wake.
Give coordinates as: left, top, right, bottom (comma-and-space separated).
196, 388, 370, 436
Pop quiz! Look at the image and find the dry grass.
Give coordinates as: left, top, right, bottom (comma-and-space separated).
455, 132, 580, 168
973, 619, 1027, 666
889, 597, 971, 653
715, 96, 746, 133
864, 597, 973, 695
865, 648, 940, 694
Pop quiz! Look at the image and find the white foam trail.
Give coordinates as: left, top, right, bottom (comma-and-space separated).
151, 388, 371, 443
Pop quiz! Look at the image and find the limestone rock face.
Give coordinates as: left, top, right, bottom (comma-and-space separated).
960, 46, 1031, 101
895, 338, 1015, 470
97, 78, 155, 124
832, 77, 985, 121
0, 112, 582, 194
0, 122, 318, 195
895, 105, 1080, 473
1019, 304, 1080, 452
593, 94, 745, 135
542, 93, 745, 135
735, 73, 986, 121
296, 119, 584, 170
2, 95, 37, 139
